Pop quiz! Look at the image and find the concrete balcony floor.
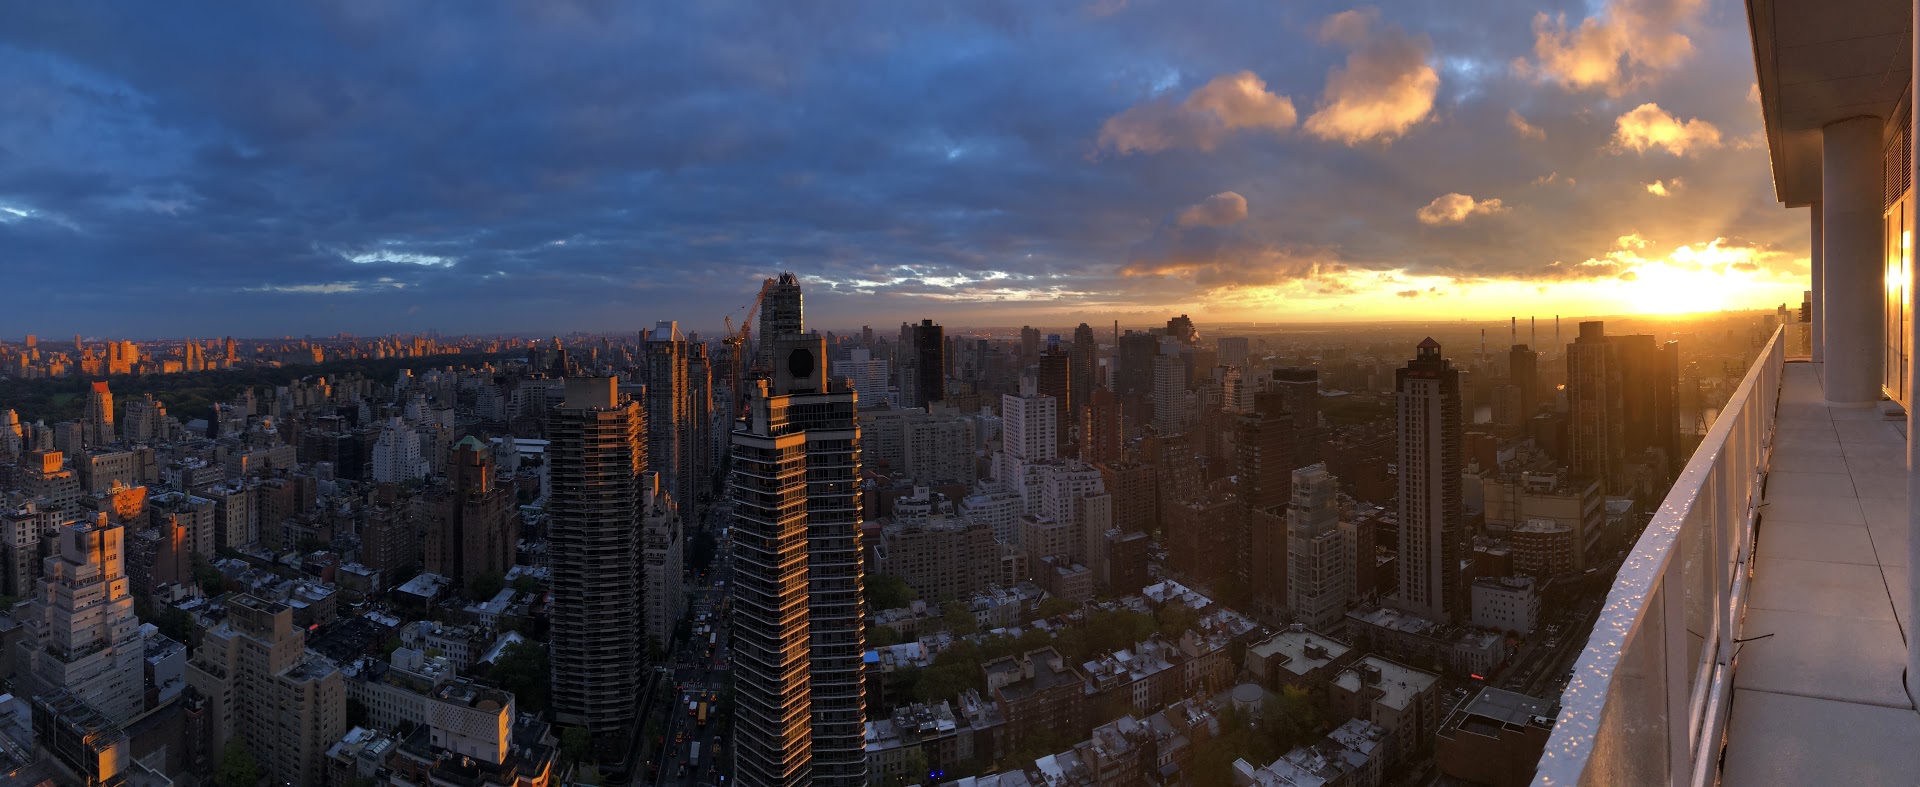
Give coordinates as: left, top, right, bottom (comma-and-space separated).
1722, 362, 1920, 784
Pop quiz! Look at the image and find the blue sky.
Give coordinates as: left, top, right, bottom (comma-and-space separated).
0, 0, 1801, 337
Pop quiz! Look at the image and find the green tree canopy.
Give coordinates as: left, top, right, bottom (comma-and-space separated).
469, 571, 505, 600
866, 573, 916, 611
215, 740, 261, 787
491, 641, 551, 713
940, 601, 979, 637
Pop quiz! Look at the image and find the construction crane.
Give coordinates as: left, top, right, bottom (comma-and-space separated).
720, 284, 767, 417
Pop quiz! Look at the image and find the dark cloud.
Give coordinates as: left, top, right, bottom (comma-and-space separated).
0, 0, 1795, 335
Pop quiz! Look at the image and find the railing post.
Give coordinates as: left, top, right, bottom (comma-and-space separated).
1667, 557, 1692, 784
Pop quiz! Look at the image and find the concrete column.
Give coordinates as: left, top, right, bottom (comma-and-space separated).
1811, 202, 1824, 363
1822, 116, 1884, 405
1907, 0, 1920, 711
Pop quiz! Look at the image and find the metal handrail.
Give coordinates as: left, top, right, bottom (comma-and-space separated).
1533, 326, 1784, 786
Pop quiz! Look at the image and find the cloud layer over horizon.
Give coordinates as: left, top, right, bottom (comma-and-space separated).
0, 0, 1801, 336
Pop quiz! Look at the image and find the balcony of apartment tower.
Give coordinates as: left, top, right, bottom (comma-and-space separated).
1530, 1, 1920, 783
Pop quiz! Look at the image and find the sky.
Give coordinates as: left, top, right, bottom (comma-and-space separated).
0, 0, 1809, 337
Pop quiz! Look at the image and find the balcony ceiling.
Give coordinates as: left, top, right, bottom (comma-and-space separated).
1749, 0, 1912, 206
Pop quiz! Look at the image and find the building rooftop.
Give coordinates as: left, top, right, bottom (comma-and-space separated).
1332, 656, 1436, 712
1248, 628, 1351, 677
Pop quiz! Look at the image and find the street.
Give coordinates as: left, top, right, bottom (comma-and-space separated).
649, 504, 736, 787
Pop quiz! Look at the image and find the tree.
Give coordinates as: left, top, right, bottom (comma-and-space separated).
346, 697, 369, 728
1155, 602, 1199, 640
469, 571, 505, 601
891, 747, 931, 786
1035, 597, 1077, 620
1264, 686, 1322, 749
940, 601, 979, 637
491, 641, 551, 713
512, 574, 543, 595
192, 554, 226, 597
215, 740, 261, 787
867, 625, 905, 648
867, 573, 916, 611
561, 726, 592, 764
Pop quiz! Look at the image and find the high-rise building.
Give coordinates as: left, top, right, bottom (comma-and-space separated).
14, 513, 146, 726
1237, 391, 1296, 616
833, 348, 892, 407
547, 377, 647, 744
757, 272, 805, 371
1271, 367, 1325, 468
1071, 323, 1099, 416
1217, 336, 1250, 368
186, 593, 346, 786
1566, 322, 1623, 491
730, 332, 866, 786
688, 340, 716, 509
1613, 334, 1681, 472
1020, 326, 1041, 359
83, 380, 113, 449
645, 321, 698, 525
910, 319, 945, 408
1509, 344, 1539, 416
1, 408, 22, 458
1151, 353, 1189, 435
1166, 314, 1197, 344
121, 394, 166, 443
641, 471, 684, 650
1037, 341, 1073, 454
371, 416, 428, 483
997, 386, 1059, 510
429, 436, 517, 592
1395, 338, 1465, 623
1287, 464, 1350, 632
1080, 388, 1123, 465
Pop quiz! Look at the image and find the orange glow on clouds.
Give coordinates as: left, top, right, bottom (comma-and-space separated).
1194, 236, 1807, 322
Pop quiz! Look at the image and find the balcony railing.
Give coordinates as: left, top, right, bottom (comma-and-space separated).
1533, 326, 1785, 786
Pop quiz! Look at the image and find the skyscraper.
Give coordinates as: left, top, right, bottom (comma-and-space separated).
1395, 338, 1464, 623
83, 380, 112, 449
14, 513, 146, 726
1071, 323, 1098, 417
1271, 367, 1324, 468
1566, 322, 1623, 491
1080, 388, 1123, 465
644, 321, 697, 522
547, 377, 647, 745
1151, 352, 1188, 435
1287, 464, 1350, 632
757, 272, 805, 371
429, 436, 518, 592
912, 318, 945, 407
1037, 339, 1073, 454
187, 593, 345, 786
688, 340, 716, 503
731, 332, 866, 786
1509, 344, 1539, 416
1237, 391, 1295, 616
371, 416, 428, 482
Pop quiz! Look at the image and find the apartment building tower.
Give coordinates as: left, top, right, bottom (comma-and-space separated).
546, 377, 647, 744
1395, 339, 1465, 623
1288, 464, 1350, 632
731, 331, 867, 786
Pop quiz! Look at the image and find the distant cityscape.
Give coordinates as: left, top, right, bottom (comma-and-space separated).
0, 268, 1793, 786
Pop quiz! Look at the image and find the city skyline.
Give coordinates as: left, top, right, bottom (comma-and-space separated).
2, 1, 1800, 336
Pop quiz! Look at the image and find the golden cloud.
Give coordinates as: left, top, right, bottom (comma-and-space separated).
1508, 110, 1546, 141
1303, 9, 1440, 145
1176, 192, 1249, 228
1416, 193, 1509, 225
1521, 0, 1706, 94
1612, 103, 1720, 156
1098, 71, 1298, 154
